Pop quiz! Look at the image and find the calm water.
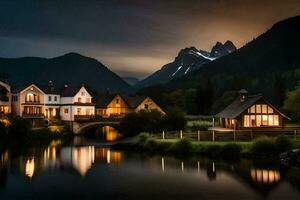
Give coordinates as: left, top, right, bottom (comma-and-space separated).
0, 141, 300, 200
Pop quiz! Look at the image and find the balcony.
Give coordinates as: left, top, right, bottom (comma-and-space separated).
22, 113, 45, 119
74, 115, 95, 122
24, 100, 41, 105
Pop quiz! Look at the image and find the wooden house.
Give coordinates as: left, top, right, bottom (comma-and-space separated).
216, 89, 289, 130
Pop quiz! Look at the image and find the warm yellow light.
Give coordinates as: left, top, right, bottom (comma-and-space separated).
25, 158, 35, 178
250, 168, 280, 184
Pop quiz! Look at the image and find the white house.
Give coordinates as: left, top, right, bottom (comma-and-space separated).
60, 85, 95, 121
0, 81, 11, 114
11, 84, 46, 126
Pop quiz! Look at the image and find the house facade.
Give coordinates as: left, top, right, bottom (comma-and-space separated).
11, 84, 46, 126
0, 81, 11, 114
216, 89, 289, 130
60, 85, 95, 121
126, 96, 165, 114
95, 94, 130, 118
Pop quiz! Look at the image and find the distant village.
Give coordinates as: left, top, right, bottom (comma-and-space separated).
0, 80, 164, 127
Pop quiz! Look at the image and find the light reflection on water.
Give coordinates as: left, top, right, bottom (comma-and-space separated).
0, 143, 299, 200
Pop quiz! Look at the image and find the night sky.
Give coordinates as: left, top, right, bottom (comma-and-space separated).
1, 0, 300, 79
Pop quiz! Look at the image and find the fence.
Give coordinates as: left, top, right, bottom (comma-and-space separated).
153, 128, 300, 142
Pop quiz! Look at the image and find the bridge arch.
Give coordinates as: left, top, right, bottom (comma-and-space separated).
73, 121, 120, 134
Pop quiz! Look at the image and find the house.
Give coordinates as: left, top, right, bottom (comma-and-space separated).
95, 94, 130, 118
215, 89, 289, 130
39, 81, 61, 119
11, 84, 46, 126
125, 96, 165, 114
0, 81, 11, 114
60, 85, 95, 121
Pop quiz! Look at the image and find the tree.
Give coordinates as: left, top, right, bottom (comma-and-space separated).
162, 108, 187, 131
184, 88, 197, 114
284, 84, 300, 121
273, 75, 286, 107
7, 116, 32, 137
195, 80, 215, 115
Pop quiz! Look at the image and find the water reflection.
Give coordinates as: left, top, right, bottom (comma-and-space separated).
0, 144, 299, 200
88, 126, 122, 141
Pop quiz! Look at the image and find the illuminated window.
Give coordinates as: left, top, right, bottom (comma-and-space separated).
77, 108, 81, 115
81, 92, 85, 96
48, 96, 52, 102
262, 105, 267, 113
262, 115, 268, 125
64, 108, 69, 114
269, 115, 274, 126
244, 115, 250, 127
250, 105, 256, 113
268, 106, 273, 114
256, 104, 261, 113
250, 115, 256, 126
78, 97, 82, 102
256, 115, 262, 126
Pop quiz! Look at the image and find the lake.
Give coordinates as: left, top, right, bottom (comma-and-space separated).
0, 139, 300, 199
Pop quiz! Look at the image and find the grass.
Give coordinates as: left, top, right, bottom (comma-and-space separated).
115, 133, 300, 159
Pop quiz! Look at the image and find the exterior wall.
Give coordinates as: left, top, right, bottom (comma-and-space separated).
11, 94, 21, 115
44, 94, 60, 105
96, 95, 130, 117
60, 105, 95, 121
73, 87, 92, 104
44, 94, 61, 119
134, 97, 165, 114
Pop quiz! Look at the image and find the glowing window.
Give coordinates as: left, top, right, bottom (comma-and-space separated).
256, 115, 262, 126
250, 105, 256, 113
274, 115, 279, 126
262, 115, 268, 125
262, 105, 267, 113
64, 108, 69, 114
256, 104, 261, 113
268, 106, 273, 114
250, 115, 256, 126
269, 115, 274, 126
244, 115, 249, 127
78, 97, 82, 102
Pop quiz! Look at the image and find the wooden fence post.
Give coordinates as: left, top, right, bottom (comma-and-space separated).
294, 130, 297, 141
198, 130, 201, 142
180, 130, 183, 139
212, 130, 215, 143
162, 131, 165, 140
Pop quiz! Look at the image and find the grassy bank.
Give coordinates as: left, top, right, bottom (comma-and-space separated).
114, 133, 300, 160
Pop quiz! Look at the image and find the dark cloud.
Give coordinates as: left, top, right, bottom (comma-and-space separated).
0, 0, 300, 78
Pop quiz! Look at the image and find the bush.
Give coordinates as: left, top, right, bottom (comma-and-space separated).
202, 145, 222, 157
163, 108, 187, 131
7, 116, 32, 136
221, 143, 242, 158
169, 138, 192, 154
137, 132, 150, 143
143, 138, 158, 152
251, 137, 277, 157
275, 135, 292, 152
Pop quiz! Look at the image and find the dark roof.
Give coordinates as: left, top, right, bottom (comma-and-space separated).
123, 96, 147, 108
61, 86, 82, 97
95, 94, 119, 108
216, 95, 289, 119
38, 85, 60, 95
216, 95, 263, 118
11, 84, 44, 94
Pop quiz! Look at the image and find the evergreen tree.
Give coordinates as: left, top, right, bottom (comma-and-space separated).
273, 75, 286, 107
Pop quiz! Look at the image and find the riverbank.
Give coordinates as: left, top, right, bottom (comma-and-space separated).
113, 133, 300, 160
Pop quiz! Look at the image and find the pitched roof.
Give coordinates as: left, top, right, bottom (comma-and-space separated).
61, 86, 82, 97
123, 96, 147, 108
11, 84, 45, 94
216, 95, 263, 118
38, 85, 60, 95
95, 94, 119, 108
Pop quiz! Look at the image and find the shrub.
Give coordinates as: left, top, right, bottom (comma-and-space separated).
7, 116, 32, 136
169, 138, 192, 154
162, 108, 187, 131
251, 137, 276, 157
143, 138, 158, 152
275, 135, 292, 152
221, 143, 242, 158
137, 132, 150, 143
202, 145, 222, 157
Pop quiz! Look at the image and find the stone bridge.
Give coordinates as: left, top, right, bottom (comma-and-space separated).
72, 119, 121, 134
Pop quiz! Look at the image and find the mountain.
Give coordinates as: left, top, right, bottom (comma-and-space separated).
165, 16, 300, 99
122, 77, 139, 86
135, 41, 236, 89
0, 53, 132, 93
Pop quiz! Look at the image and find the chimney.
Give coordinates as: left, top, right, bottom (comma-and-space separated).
239, 89, 248, 102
